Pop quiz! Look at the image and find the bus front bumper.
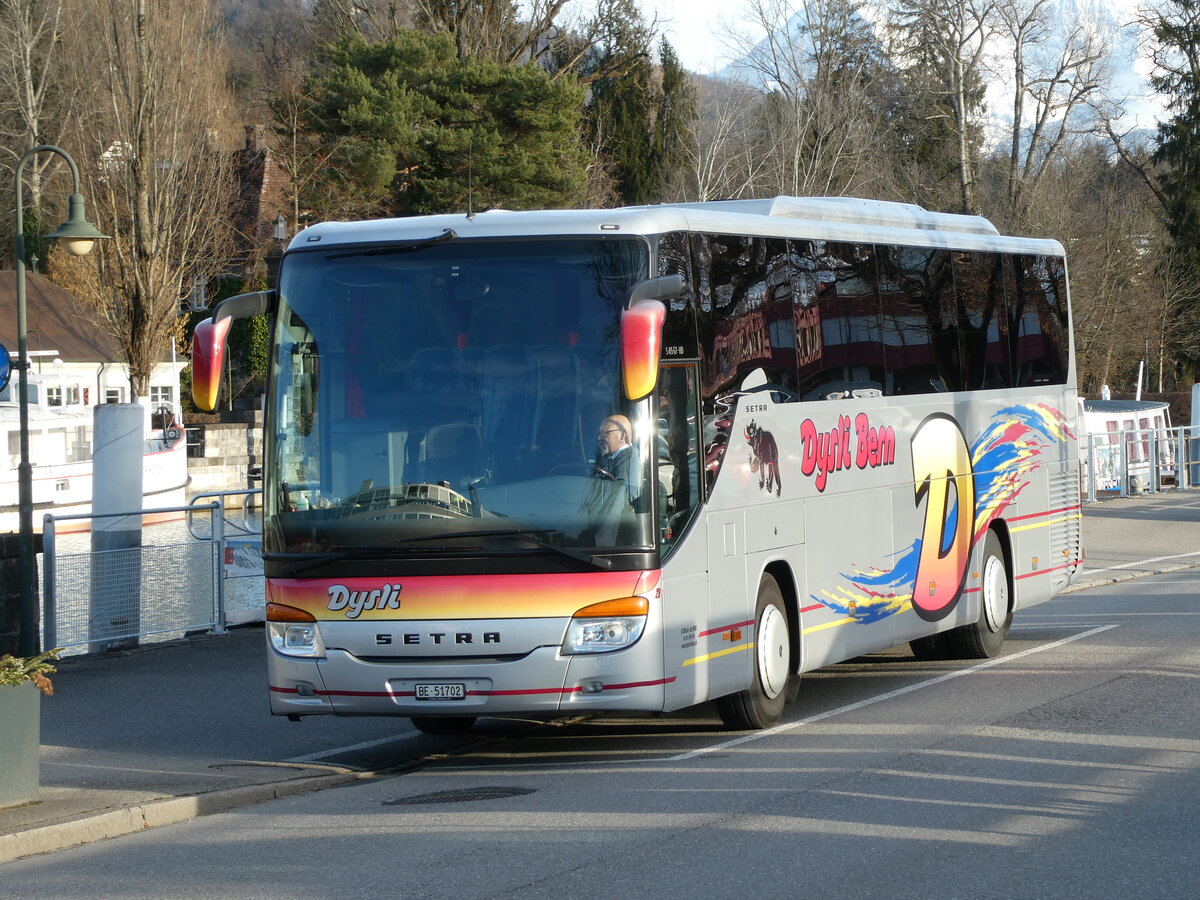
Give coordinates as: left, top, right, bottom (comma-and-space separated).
267, 645, 671, 719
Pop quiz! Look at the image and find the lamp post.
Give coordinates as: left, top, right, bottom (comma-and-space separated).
265, 212, 287, 289
13, 145, 108, 655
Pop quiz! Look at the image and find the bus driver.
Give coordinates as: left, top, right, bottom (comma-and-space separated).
583, 414, 641, 544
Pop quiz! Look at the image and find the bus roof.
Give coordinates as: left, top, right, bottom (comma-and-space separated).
291, 196, 1066, 258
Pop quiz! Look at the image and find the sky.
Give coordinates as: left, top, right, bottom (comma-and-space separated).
632, 0, 1165, 129
636, 0, 747, 75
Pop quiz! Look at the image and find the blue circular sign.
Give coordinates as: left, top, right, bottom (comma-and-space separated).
0, 343, 9, 393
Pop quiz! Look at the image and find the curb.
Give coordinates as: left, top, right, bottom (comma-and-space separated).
1063, 560, 1200, 594
0, 771, 364, 865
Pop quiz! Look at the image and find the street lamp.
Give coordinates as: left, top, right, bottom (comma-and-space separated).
265, 212, 288, 289
13, 144, 108, 655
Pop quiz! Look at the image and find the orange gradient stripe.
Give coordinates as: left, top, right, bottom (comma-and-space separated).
268, 571, 659, 621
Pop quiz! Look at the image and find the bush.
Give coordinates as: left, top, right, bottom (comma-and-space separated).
0, 649, 60, 695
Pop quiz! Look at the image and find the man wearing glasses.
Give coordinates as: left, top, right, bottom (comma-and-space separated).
583, 414, 641, 544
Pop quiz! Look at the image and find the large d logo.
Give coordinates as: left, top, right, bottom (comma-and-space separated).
911, 414, 976, 621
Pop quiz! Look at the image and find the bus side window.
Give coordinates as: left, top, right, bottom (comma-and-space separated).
659, 363, 701, 553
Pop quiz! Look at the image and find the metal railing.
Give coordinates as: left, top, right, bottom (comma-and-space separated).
39, 490, 263, 655
1081, 425, 1200, 501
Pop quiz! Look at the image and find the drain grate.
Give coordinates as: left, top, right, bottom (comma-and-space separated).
384, 786, 536, 806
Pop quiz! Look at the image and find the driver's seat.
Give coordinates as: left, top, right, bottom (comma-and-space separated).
421, 422, 485, 488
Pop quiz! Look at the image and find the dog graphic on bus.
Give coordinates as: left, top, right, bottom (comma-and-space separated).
746, 420, 782, 496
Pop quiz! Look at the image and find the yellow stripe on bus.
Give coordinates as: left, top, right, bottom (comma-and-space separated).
802, 616, 856, 635
682, 642, 753, 667
1010, 511, 1082, 534
800, 599, 916, 636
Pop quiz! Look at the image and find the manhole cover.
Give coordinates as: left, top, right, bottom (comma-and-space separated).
384, 786, 536, 806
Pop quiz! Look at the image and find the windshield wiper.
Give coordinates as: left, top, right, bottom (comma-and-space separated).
325, 228, 457, 260
396, 528, 613, 569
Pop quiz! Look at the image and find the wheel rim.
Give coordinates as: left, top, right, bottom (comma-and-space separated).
982, 552, 1008, 633
757, 603, 789, 700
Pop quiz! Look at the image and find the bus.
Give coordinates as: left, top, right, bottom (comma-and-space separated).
192, 196, 1082, 732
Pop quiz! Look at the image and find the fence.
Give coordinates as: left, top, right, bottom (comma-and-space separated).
40, 490, 262, 656
1081, 425, 1200, 501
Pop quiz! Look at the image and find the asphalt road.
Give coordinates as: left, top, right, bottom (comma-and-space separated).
4, 568, 1198, 899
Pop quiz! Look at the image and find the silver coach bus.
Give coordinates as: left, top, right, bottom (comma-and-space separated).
193, 197, 1082, 732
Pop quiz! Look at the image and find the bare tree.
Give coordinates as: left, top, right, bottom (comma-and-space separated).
55, 0, 235, 398
888, 0, 995, 213
312, 0, 413, 43
0, 0, 71, 244
994, 0, 1110, 229
683, 76, 766, 201
720, 0, 897, 198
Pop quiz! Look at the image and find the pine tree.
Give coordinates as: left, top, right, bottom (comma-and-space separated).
1150, 0, 1200, 275
291, 29, 589, 217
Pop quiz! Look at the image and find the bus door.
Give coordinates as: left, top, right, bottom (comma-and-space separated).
655, 362, 712, 709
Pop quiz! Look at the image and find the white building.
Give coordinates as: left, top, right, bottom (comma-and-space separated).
0, 270, 185, 418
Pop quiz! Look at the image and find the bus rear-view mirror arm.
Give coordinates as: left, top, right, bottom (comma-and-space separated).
191, 289, 275, 413
621, 275, 684, 401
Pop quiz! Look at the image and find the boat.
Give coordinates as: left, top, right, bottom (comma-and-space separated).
0, 373, 189, 533
1079, 397, 1175, 493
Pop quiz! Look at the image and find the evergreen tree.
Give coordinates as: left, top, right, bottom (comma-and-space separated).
653, 42, 698, 203
580, 0, 656, 205
1150, 0, 1200, 275
291, 30, 588, 217
887, 0, 991, 213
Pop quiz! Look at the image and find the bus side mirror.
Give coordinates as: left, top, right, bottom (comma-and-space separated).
191, 316, 232, 412
621, 275, 683, 401
190, 290, 273, 412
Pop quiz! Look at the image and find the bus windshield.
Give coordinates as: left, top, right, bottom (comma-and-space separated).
264, 237, 655, 563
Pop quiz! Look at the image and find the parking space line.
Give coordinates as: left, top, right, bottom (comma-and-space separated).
663, 624, 1120, 763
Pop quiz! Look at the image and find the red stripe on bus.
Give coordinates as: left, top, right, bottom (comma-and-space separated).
698, 619, 755, 638
269, 676, 677, 699
1015, 558, 1084, 580
1006, 505, 1081, 523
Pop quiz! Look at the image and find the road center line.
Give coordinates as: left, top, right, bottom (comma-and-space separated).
663, 624, 1120, 763
285, 730, 419, 763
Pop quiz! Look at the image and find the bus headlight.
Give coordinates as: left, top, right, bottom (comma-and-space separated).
267, 602, 326, 658
561, 597, 648, 654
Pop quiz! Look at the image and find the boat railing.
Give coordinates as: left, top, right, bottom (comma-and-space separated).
1081, 424, 1200, 501
39, 491, 263, 656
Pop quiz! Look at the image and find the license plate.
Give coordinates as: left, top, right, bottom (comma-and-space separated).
415, 682, 466, 701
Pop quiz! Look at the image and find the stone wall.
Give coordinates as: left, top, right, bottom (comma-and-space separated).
185, 413, 263, 506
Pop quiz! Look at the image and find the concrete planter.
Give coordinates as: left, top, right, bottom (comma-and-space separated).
0, 682, 40, 808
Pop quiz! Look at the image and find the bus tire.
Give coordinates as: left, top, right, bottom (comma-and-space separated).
410, 716, 477, 735
909, 632, 948, 660
716, 574, 790, 730
943, 530, 1011, 659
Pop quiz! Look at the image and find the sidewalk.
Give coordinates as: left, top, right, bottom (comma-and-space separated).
4, 491, 1200, 864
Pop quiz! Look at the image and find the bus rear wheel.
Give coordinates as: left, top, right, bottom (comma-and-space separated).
410, 716, 477, 735
717, 575, 791, 731
943, 530, 1012, 659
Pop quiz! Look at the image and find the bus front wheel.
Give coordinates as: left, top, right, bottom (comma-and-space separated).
717, 575, 791, 730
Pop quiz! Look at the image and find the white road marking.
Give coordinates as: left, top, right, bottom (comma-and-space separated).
663, 624, 1120, 762
1084, 550, 1200, 577
285, 730, 419, 763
